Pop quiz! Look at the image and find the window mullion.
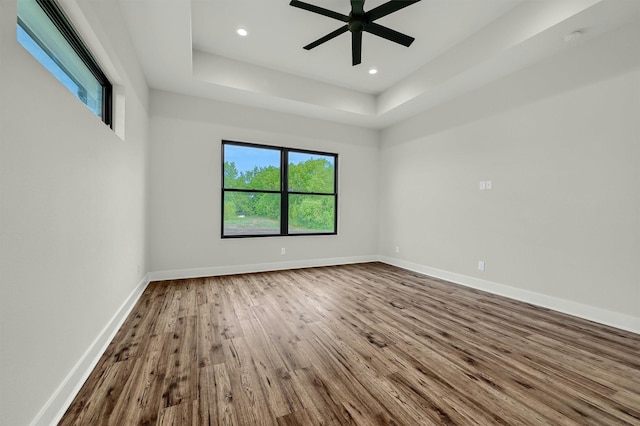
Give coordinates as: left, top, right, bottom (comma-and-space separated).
223, 188, 281, 194
282, 149, 289, 236
334, 154, 338, 234
288, 191, 336, 196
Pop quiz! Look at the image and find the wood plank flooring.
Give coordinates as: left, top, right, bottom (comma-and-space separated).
60, 263, 640, 425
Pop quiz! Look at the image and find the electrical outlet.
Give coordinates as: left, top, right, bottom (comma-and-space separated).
395, 246, 400, 253
478, 261, 485, 271
479, 180, 486, 191
485, 180, 492, 190
281, 248, 286, 255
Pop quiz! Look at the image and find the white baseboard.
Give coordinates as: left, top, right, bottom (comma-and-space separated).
31, 256, 370, 425
31, 256, 639, 425
31, 274, 151, 426
379, 256, 640, 335
148, 255, 379, 282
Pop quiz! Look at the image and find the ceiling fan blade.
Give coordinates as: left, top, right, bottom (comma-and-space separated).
304, 25, 349, 50
365, 22, 415, 47
365, 0, 421, 22
352, 31, 362, 65
351, 0, 365, 16
289, 0, 350, 22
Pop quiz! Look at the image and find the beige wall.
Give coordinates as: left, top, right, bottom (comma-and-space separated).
379, 22, 640, 326
148, 91, 380, 276
0, 1, 149, 424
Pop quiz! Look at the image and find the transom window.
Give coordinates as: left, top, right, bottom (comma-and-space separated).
17, 0, 112, 126
222, 141, 338, 238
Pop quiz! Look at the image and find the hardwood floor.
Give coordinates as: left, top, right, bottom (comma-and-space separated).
60, 263, 640, 425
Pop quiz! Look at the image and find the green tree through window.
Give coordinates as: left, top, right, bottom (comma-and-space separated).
222, 141, 337, 237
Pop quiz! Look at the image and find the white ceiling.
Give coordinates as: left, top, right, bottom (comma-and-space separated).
118, 0, 640, 129
191, 0, 520, 94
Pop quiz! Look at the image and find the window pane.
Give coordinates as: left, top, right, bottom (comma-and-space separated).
288, 152, 335, 194
223, 192, 281, 236
288, 194, 335, 234
224, 145, 280, 190
17, 0, 104, 118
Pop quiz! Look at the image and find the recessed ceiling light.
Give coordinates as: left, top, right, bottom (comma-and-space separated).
563, 30, 583, 42
368, 68, 378, 75
237, 28, 248, 37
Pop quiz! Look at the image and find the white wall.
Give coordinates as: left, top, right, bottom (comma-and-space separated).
0, 0, 149, 424
1, 2, 638, 424
379, 22, 640, 330
149, 91, 379, 277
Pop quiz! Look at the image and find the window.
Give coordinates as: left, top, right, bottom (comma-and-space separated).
222, 141, 338, 238
17, 0, 112, 126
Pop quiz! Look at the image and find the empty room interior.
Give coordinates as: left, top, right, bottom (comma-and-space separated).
1, 0, 639, 424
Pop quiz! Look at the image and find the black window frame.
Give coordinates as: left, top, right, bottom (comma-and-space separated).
17, 0, 113, 127
221, 140, 338, 239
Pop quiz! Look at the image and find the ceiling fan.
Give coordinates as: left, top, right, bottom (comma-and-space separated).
289, 0, 421, 66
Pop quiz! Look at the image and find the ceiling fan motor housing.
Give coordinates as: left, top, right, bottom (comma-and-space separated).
348, 19, 365, 33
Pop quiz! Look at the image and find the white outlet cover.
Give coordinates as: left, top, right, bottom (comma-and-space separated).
479, 181, 486, 190
478, 261, 485, 271
485, 180, 492, 190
